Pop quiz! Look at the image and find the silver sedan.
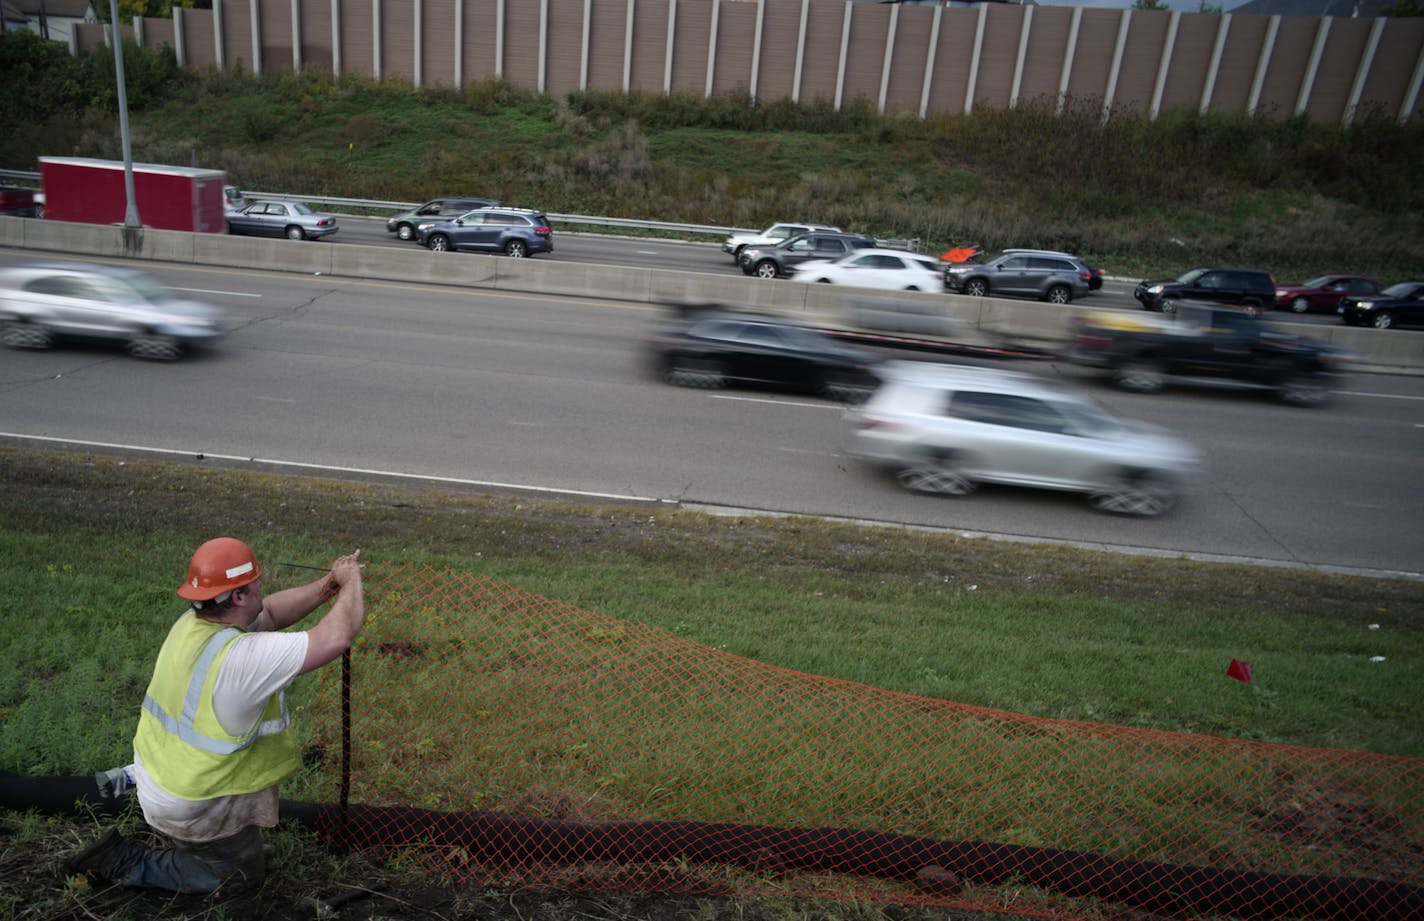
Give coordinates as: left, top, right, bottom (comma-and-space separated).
226, 199, 339, 240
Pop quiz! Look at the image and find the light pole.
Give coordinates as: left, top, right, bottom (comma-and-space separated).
109, 0, 141, 228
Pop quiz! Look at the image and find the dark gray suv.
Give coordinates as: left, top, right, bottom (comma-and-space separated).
387, 197, 500, 241
942, 250, 1094, 304
416, 207, 553, 257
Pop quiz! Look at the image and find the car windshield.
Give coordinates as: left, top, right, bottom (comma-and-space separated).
114, 272, 171, 304
1176, 268, 1207, 284
1382, 282, 1420, 297
1300, 275, 1335, 288
1055, 400, 1125, 437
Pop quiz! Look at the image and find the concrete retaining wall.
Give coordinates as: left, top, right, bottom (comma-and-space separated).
3, 215, 1420, 375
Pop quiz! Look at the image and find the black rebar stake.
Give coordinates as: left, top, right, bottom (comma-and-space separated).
341, 647, 351, 813
279, 561, 353, 841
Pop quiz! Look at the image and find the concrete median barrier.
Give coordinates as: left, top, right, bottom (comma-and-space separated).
1, 215, 1419, 375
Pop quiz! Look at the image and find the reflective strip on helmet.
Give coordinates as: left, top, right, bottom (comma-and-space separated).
141, 627, 292, 755
225, 561, 255, 580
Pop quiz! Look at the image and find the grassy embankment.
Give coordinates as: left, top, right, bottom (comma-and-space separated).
1, 446, 1420, 920
3, 30, 1424, 281
3, 445, 1420, 782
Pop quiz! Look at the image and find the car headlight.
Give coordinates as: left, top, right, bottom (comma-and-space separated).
1353, 300, 1374, 309
417, 222, 435, 231
1147, 284, 1165, 295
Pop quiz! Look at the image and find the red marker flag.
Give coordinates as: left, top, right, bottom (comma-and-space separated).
1226, 658, 1253, 683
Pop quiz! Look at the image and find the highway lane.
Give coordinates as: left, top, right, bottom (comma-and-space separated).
1, 256, 1420, 576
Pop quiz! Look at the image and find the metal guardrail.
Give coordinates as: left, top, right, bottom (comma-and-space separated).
0, 169, 920, 251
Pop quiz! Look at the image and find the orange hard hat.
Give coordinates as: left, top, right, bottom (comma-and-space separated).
176, 537, 263, 601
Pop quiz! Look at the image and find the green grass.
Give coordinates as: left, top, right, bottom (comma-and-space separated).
1, 448, 1420, 917
1, 445, 1420, 780
4, 32, 1424, 279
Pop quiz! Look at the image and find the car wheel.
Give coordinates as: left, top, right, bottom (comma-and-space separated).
1290, 296, 1311, 313
0, 319, 55, 350
1278, 373, 1330, 407
1372, 311, 1393, 329
754, 261, 779, 279
1088, 472, 1176, 517
964, 279, 989, 297
666, 356, 726, 389
1114, 360, 1166, 393
1242, 298, 1264, 316
286, 225, 305, 240
126, 332, 182, 361
1046, 284, 1071, 305
504, 239, 529, 258
896, 453, 977, 496
815, 278, 833, 284
1160, 298, 1179, 315
428, 234, 451, 252
396, 224, 415, 241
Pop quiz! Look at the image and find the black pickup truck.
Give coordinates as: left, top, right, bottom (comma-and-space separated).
1067, 302, 1344, 406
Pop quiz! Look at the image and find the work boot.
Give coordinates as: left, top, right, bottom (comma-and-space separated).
63, 828, 127, 881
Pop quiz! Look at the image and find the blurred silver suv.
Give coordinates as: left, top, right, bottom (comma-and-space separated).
943, 249, 1094, 304
842, 361, 1204, 516
0, 261, 228, 360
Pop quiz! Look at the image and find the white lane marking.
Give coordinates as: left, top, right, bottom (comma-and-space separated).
173, 287, 262, 298
0, 432, 672, 505
253, 396, 297, 403
1336, 390, 1424, 401
709, 394, 841, 410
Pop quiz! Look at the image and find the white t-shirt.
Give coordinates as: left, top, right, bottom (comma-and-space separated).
134, 612, 309, 842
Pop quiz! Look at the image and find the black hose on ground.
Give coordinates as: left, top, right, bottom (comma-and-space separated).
5, 772, 1420, 921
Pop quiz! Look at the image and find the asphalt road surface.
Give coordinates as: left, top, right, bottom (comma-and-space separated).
1, 255, 1420, 577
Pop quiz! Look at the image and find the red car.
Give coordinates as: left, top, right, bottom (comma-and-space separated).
1274, 274, 1383, 314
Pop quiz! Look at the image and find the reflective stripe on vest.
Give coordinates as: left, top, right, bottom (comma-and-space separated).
140, 626, 293, 756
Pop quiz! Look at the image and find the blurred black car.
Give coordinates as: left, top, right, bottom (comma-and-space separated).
642, 310, 884, 403
739, 231, 877, 279
1338, 281, 1424, 330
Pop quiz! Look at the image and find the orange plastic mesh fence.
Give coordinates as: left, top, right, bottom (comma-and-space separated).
303, 562, 1423, 920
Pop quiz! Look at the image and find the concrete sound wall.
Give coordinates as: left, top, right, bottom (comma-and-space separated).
3, 215, 1421, 374
93, 0, 1424, 127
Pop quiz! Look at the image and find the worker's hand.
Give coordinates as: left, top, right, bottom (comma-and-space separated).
330, 549, 363, 586
321, 549, 363, 598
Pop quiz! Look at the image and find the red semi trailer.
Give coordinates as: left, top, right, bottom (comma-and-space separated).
38, 157, 227, 233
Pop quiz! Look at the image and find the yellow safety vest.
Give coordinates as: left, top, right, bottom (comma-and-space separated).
133, 611, 301, 800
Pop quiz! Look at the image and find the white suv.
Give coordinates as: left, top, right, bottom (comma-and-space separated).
723, 222, 840, 264
842, 362, 1205, 516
